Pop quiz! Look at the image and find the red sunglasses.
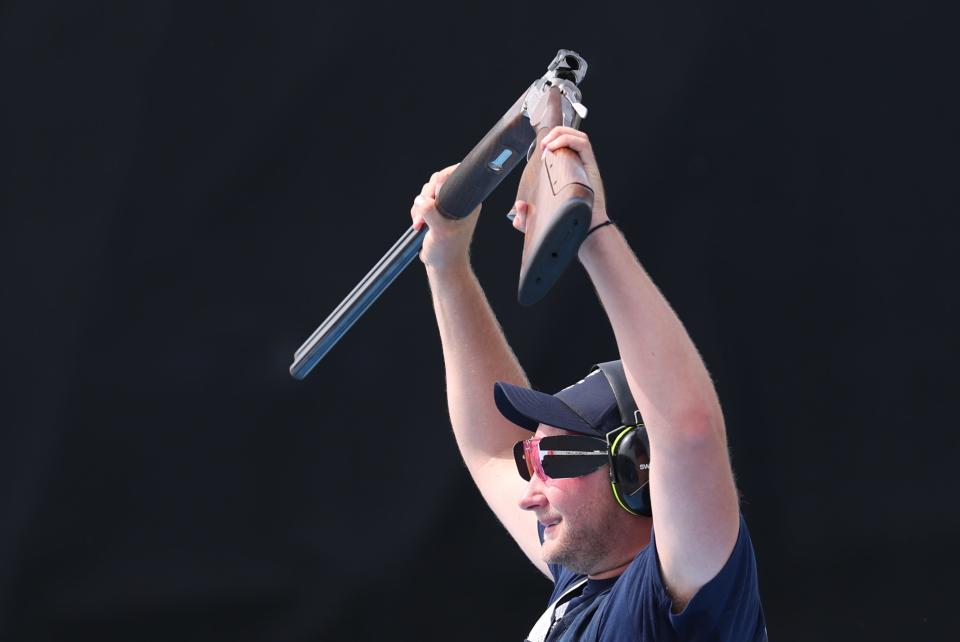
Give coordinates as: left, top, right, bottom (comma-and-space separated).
513, 434, 609, 482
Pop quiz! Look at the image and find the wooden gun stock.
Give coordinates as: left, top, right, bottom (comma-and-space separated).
515, 87, 594, 305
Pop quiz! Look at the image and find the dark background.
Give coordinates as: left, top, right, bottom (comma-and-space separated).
2, 1, 957, 640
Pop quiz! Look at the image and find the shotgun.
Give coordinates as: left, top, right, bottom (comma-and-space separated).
290, 50, 593, 379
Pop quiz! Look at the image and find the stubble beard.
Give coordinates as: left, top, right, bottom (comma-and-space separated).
542, 503, 621, 575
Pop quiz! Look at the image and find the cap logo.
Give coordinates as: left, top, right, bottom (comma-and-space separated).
557, 368, 603, 394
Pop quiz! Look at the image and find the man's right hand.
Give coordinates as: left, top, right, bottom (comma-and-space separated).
410, 164, 481, 271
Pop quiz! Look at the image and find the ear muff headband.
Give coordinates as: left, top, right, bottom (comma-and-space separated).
593, 360, 653, 517
592, 361, 639, 427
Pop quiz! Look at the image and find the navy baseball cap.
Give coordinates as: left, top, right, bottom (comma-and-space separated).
494, 366, 624, 437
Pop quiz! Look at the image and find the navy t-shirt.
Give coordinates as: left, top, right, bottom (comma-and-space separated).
535, 514, 767, 641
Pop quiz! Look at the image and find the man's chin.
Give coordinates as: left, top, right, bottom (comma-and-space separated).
541, 532, 568, 567
541, 529, 602, 575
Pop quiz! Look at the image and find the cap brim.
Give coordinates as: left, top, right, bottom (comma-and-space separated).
493, 381, 598, 435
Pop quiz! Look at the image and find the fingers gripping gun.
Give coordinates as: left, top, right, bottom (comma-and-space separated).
438, 51, 593, 304
290, 50, 593, 380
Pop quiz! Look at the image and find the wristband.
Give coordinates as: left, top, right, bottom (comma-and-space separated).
583, 220, 615, 240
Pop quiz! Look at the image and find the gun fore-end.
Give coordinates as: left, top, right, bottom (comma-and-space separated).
435, 93, 536, 220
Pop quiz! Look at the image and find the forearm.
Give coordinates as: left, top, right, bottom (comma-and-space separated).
577, 225, 724, 444
410, 167, 544, 570
426, 260, 531, 469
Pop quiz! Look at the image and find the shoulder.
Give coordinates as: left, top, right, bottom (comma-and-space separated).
662, 514, 767, 638
598, 514, 767, 641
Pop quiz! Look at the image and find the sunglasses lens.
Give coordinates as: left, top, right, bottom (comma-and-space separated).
541, 454, 608, 478
538, 436, 608, 479
513, 440, 532, 481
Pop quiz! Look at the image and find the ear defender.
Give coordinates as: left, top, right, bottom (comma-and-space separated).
593, 360, 653, 517
608, 425, 652, 517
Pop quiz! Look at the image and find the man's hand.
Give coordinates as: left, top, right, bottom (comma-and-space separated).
410, 164, 481, 270
509, 126, 609, 234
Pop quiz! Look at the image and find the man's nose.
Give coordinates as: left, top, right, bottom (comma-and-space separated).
518, 473, 547, 512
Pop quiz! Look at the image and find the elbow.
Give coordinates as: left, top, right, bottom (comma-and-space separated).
667, 404, 725, 445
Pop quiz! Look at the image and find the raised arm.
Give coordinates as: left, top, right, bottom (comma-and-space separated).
517, 129, 741, 606
411, 167, 550, 577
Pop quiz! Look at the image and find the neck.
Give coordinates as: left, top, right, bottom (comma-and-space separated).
587, 521, 651, 580
587, 557, 633, 580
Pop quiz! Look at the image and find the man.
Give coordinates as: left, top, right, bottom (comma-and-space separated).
410, 127, 767, 641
